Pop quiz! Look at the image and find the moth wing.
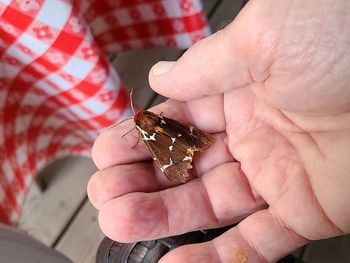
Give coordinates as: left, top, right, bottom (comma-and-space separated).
139, 131, 173, 175
163, 161, 192, 183
138, 114, 215, 183
140, 129, 194, 183
161, 116, 215, 152
160, 117, 215, 182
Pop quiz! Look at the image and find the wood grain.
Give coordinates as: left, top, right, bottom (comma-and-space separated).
55, 200, 105, 263
19, 157, 97, 246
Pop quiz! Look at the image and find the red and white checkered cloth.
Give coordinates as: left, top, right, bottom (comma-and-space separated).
0, 0, 209, 225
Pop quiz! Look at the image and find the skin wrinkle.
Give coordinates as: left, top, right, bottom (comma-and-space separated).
236, 225, 268, 263
251, 29, 279, 83
248, 131, 291, 196
225, 87, 255, 147
211, 239, 227, 263
148, 162, 164, 190
231, 88, 340, 238
243, 136, 272, 186
264, 3, 350, 114
276, 110, 327, 160
260, 152, 293, 202
302, 9, 329, 73
304, 132, 326, 160
194, 132, 233, 176
274, 132, 345, 236
261, 124, 343, 237
237, 163, 260, 208
127, 194, 165, 240
338, 8, 350, 48
328, 35, 350, 91
331, 49, 350, 88
269, 207, 308, 242
266, 209, 308, 257
218, 22, 253, 89
198, 178, 221, 226
283, 111, 350, 132
159, 191, 171, 237
248, 0, 290, 83
194, 62, 210, 94
244, 100, 329, 167
227, 78, 340, 238
272, 122, 342, 237
267, 18, 328, 104
276, 163, 343, 239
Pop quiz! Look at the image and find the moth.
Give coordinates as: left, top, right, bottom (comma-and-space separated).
133, 110, 215, 183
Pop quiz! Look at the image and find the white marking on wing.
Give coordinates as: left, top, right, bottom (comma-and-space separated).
183, 155, 192, 161
136, 126, 156, 141
161, 159, 173, 171
171, 137, 176, 143
148, 133, 156, 140
169, 145, 173, 151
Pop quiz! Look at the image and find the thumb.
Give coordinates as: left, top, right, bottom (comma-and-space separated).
149, 5, 267, 101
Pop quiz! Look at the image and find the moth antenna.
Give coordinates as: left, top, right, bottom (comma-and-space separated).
104, 117, 133, 131
130, 88, 135, 114
121, 126, 140, 148
132, 133, 141, 149
121, 126, 136, 138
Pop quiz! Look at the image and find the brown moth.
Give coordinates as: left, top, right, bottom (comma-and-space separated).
133, 110, 215, 183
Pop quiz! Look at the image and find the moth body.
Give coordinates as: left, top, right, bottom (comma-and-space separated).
133, 110, 214, 183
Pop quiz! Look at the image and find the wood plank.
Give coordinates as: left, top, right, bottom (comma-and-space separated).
111, 47, 184, 109
111, 0, 223, 110
209, 0, 245, 32
202, 0, 221, 18
302, 235, 350, 262
55, 200, 104, 263
291, 246, 305, 260
19, 157, 97, 246
148, 94, 167, 108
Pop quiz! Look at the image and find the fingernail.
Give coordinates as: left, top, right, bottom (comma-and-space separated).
152, 61, 175, 75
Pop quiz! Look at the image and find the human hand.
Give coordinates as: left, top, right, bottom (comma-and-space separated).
88, 0, 350, 262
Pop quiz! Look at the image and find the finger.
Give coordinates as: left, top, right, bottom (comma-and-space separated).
88, 161, 183, 210
160, 209, 307, 263
148, 14, 256, 101
92, 98, 227, 170
98, 162, 266, 242
89, 132, 233, 209
87, 162, 159, 210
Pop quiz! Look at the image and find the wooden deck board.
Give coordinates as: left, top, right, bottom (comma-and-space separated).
19, 157, 97, 246
209, 0, 245, 32
302, 235, 350, 262
111, 47, 184, 109
55, 200, 104, 263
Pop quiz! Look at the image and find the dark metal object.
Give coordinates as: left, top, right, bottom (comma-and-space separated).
96, 227, 231, 263
96, 226, 304, 263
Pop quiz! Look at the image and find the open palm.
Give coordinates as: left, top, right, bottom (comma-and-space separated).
88, 0, 350, 262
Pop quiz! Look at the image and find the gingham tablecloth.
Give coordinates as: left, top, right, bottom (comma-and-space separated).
0, 0, 209, 225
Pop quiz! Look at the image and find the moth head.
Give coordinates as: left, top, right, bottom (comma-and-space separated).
134, 110, 158, 131
134, 110, 144, 123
